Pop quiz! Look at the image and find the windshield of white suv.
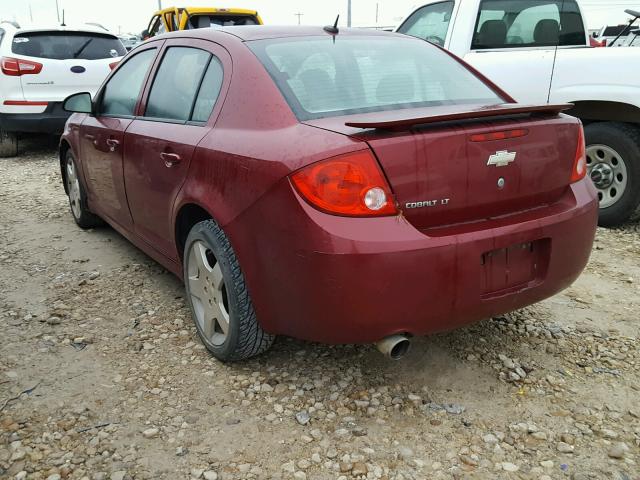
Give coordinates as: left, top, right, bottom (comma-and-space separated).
249, 35, 504, 121
12, 31, 126, 60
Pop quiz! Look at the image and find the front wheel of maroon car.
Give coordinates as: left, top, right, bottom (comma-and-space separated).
183, 219, 275, 362
64, 150, 103, 229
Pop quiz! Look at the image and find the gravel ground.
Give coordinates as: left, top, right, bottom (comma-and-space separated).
1, 138, 639, 480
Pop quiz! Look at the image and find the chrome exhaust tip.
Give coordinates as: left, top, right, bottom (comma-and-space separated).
376, 334, 411, 360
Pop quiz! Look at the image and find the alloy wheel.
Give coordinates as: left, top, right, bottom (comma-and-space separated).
66, 156, 82, 219
187, 240, 230, 346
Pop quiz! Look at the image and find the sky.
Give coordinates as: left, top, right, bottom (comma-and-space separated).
0, 0, 638, 35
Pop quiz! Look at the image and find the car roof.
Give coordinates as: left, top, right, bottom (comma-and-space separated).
157, 25, 403, 42
0, 22, 117, 36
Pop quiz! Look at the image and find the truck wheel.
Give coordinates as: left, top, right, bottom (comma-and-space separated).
183, 219, 275, 362
0, 129, 18, 158
584, 122, 640, 227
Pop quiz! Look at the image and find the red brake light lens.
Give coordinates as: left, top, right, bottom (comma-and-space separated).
1, 56, 43, 76
470, 129, 528, 142
109, 61, 119, 70
290, 150, 397, 217
571, 125, 587, 183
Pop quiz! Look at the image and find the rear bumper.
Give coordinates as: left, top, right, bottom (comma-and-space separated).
226, 178, 599, 344
0, 102, 70, 134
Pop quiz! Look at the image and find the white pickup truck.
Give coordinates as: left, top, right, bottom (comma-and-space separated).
397, 0, 640, 227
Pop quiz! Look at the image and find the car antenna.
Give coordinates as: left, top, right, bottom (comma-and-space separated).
61, 9, 66, 27
323, 15, 339, 35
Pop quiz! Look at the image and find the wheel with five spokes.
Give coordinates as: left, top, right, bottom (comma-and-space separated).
183, 219, 275, 361
64, 150, 103, 229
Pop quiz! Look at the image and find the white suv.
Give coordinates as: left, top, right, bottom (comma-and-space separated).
0, 22, 125, 157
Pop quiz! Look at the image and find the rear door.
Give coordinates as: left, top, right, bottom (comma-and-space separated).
81, 46, 158, 230
123, 39, 229, 258
10, 30, 126, 102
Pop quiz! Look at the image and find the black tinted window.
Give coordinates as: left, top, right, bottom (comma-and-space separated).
192, 57, 224, 122
101, 49, 156, 117
187, 14, 259, 28
12, 31, 126, 60
145, 47, 211, 121
472, 0, 585, 49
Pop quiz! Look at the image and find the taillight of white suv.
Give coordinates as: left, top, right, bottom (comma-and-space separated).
0, 56, 43, 76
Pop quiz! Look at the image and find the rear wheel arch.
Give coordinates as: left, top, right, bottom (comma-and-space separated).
59, 140, 72, 194
175, 203, 217, 259
567, 100, 640, 124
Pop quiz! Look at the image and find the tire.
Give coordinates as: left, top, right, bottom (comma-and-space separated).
63, 150, 103, 229
584, 122, 640, 228
183, 219, 275, 361
0, 129, 18, 158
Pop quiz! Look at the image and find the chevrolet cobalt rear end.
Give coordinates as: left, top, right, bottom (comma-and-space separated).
59, 27, 598, 361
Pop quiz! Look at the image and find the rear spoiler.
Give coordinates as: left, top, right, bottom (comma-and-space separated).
344, 103, 573, 130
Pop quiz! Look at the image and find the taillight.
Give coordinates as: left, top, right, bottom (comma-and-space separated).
571, 125, 587, 183
1, 56, 43, 76
290, 150, 397, 217
109, 61, 119, 70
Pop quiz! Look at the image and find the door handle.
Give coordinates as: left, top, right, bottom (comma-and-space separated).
160, 152, 182, 167
106, 138, 120, 152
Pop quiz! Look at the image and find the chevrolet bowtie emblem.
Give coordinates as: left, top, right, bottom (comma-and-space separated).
487, 150, 516, 167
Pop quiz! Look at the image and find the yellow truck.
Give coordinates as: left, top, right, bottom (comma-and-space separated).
144, 7, 263, 38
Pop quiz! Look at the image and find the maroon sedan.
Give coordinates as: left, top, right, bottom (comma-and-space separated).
60, 26, 598, 361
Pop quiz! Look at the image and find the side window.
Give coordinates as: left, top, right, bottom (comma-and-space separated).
191, 57, 224, 122
398, 1, 454, 46
149, 16, 165, 37
100, 48, 156, 117
0, 29, 5, 46
145, 47, 210, 122
559, 1, 586, 46
472, 0, 568, 49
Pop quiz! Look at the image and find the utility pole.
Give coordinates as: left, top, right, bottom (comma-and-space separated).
29, 4, 33, 22
294, 12, 303, 25
347, 0, 352, 27
157, 0, 162, 9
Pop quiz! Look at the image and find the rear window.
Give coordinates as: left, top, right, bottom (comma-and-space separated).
12, 31, 126, 60
249, 36, 503, 121
186, 14, 259, 28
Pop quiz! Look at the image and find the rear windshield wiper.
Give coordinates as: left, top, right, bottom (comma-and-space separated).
73, 38, 94, 58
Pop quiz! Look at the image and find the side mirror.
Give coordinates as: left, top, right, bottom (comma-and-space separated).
63, 92, 93, 114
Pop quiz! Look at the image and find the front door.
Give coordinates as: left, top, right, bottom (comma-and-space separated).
81, 47, 158, 229
123, 40, 228, 258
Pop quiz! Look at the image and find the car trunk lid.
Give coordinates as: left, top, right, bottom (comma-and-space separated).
304, 103, 580, 231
